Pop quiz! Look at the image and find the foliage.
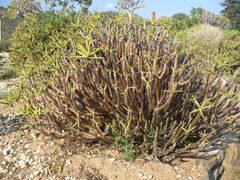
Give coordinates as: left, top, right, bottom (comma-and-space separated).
172, 13, 189, 21
98, 11, 119, 18
7, 0, 41, 19
189, 7, 231, 28
49, 0, 92, 12
190, 7, 205, 24
201, 11, 229, 28
219, 29, 240, 72
188, 24, 224, 49
116, 0, 144, 21
116, 137, 135, 161
7, 0, 92, 19
221, 0, 240, 28
176, 25, 240, 74
158, 16, 194, 34
9, 11, 73, 71
9, 14, 240, 162
0, 6, 21, 51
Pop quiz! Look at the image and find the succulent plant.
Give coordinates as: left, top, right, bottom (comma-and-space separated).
9, 14, 240, 162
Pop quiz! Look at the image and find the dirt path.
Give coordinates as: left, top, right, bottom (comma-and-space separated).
0, 120, 208, 180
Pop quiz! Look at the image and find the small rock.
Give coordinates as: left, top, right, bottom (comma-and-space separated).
12, 167, 16, 172
108, 158, 116, 162
67, 152, 73, 156
33, 171, 40, 176
58, 139, 65, 145
176, 174, 181, 178
24, 143, 30, 149
29, 174, 34, 178
49, 141, 54, 146
18, 160, 26, 168
2, 148, 10, 156
1, 161, 7, 165
149, 175, 153, 179
138, 172, 144, 177
5, 155, 14, 162
66, 160, 72, 165
188, 177, 192, 180
0, 167, 8, 173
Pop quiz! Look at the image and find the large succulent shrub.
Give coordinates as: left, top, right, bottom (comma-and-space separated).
9, 13, 240, 161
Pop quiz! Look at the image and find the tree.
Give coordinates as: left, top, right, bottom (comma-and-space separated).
221, 0, 240, 28
200, 11, 230, 28
49, 0, 92, 13
7, 0, 92, 19
7, 0, 41, 19
172, 13, 189, 21
190, 7, 206, 24
116, 0, 144, 21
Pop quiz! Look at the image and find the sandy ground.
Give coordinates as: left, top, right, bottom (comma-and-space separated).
0, 125, 208, 180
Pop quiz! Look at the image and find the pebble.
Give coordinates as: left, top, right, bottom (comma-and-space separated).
18, 160, 26, 168
66, 160, 72, 165
176, 174, 182, 178
2, 148, 10, 156
29, 174, 34, 178
24, 143, 30, 149
49, 141, 55, 146
0, 167, 8, 173
33, 171, 40, 176
149, 175, 153, 179
108, 158, 116, 162
0, 116, 25, 135
138, 172, 144, 177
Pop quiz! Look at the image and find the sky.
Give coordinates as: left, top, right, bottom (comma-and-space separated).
0, 0, 223, 19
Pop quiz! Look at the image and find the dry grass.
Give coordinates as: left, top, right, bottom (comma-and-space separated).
188, 24, 224, 48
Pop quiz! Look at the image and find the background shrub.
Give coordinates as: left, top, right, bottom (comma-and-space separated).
9, 14, 240, 162
0, 6, 21, 52
176, 24, 240, 76
7, 11, 76, 106
157, 16, 193, 34
188, 24, 224, 48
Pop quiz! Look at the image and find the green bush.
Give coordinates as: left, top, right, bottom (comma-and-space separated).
157, 17, 193, 34
219, 29, 240, 72
176, 25, 240, 75
9, 13, 240, 162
